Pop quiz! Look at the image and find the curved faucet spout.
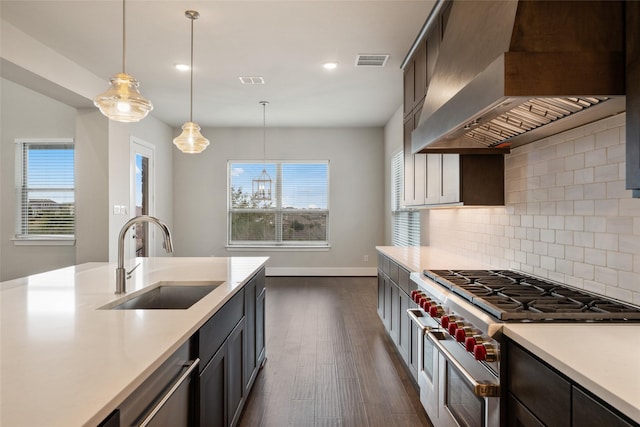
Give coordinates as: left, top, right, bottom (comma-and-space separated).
116, 215, 173, 294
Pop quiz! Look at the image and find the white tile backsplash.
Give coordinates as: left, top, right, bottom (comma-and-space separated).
423, 113, 640, 305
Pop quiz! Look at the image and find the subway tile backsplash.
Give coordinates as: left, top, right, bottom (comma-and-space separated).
423, 113, 640, 306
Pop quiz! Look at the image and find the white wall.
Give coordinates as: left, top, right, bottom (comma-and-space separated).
383, 105, 404, 245
423, 113, 640, 306
172, 127, 385, 275
0, 79, 78, 280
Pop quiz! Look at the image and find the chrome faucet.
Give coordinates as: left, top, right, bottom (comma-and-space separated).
116, 215, 174, 294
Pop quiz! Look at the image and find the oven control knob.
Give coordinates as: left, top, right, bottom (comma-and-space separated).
465, 336, 486, 352
474, 343, 498, 362
429, 305, 444, 318
455, 327, 474, 343
420, 299, 433, 311
447, 321, 464, 336
440, 315, 457, 329
410, 290, 419, 300
413, 292, 422, 303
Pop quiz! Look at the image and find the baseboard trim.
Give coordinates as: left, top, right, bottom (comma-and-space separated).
265, 267, 377, 277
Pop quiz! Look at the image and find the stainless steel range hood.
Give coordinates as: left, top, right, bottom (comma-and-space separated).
411, 0, 625, 154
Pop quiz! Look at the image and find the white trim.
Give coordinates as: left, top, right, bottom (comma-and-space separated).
13, 238, 75, 246
226, 245, 330, 252
265, 267, 377, 276
15, 138, 73, 145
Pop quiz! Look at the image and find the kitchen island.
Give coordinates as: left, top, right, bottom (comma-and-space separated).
0, 256, 268, 426
377, 246, 640, 426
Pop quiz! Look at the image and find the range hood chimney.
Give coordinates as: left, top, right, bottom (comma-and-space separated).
412, 0, 625, 154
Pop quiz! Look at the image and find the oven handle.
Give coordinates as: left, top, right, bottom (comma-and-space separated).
407, 308, 432, 332
426, 331, 500, 398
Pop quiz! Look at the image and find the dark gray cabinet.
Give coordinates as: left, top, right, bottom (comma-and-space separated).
377, 252, 419, 383
197, 267, 266, 427
199, 318, 246, 427
506, 339, 636, 427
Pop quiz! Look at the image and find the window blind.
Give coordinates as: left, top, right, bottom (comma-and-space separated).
17, 141, 75, 238
229, 161, 329, 246
391, 150, 420, 246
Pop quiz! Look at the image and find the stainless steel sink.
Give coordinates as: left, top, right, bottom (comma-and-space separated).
103, 281, 224, 310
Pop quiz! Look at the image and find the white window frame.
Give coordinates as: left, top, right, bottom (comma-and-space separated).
13, 138, 75, 246
227, 160, 330, 250
391, 150, 420, 246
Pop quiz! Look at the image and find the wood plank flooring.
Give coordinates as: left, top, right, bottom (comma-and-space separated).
238, 276, 433, 427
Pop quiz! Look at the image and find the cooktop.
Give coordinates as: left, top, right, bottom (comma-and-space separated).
423, 269, 640, 321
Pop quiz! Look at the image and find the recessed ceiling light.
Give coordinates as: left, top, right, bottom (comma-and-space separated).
175, 64, 190, 71
323, 62, 338, 70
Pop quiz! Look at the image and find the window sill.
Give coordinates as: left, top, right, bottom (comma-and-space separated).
226, 245, 331, 252
12, 238, 76, 246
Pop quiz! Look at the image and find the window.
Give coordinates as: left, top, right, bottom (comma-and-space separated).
16, 139, 75, 241
391, 150, 420, 246
228, 161, 329, 247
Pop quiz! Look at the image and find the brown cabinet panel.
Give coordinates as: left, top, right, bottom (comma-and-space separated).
413, 39, 427, 108
573, 387, 634, 427
403, 62, 415, 117
507, 341, 571, 427
507, 393, 545, 427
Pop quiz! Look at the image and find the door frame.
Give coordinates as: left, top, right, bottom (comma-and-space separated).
130, 137, 156, 257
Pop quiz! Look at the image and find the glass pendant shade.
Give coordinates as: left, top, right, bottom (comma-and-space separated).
94, 73, 153, 122
173, 121, 210, 153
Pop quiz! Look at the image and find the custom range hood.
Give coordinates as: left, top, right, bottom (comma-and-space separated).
412, 0, 625, 154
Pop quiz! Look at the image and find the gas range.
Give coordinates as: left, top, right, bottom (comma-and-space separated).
408, 269, 640, 427
423, 269, 640, 322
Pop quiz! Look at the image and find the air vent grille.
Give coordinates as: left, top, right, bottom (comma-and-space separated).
355, 54, 389, 67
239, 76, 265, 85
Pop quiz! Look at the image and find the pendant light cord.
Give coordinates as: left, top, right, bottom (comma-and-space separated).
189, 15, 194, 122
122, 0, 126, 73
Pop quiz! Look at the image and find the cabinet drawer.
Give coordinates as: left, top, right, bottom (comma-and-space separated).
573, 387, 634, 427
398, 266, 411, 295
507, 341, 571, 427
198, 289, 244, 369
254, 267, 265, 295
388, 260, 400, 284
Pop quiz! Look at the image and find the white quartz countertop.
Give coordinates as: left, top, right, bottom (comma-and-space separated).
504, 323, 640, 424
377, 246, 640, 424
376, 245, 493, 272
0, 256, 268, 427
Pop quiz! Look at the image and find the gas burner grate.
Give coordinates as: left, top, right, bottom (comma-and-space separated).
423, 269, 640, 321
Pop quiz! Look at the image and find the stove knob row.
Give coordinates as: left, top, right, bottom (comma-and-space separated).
440, 315, 458, 329
465, 335, 488, 352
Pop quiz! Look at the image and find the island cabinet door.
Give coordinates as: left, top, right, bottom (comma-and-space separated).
256, 285, 266, 365
244, 275, 257, 393
199, 318, 246, 427
199, 343, 227, 427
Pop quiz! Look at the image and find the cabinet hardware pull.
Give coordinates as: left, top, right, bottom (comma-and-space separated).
426, 331, 499, 398
138, 358, 200, 427
407, 308, 433, 333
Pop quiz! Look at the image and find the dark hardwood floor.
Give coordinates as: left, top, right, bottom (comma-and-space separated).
238, 276, 433, 427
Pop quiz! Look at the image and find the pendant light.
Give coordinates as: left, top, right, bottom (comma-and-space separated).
252, 101, 273, 201
173, 10, 210, 154
94, 0, 153, 122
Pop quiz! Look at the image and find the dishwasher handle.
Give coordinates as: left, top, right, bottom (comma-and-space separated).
139, 358, 200, 427
426, 331, 500, 398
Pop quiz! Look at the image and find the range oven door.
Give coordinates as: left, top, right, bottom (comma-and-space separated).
408, 309, 439, 421
428, 331, 500, 427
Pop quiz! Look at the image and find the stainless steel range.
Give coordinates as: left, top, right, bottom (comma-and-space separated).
408, 269, 640, 427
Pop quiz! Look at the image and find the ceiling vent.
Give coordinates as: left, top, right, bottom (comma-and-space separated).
239, 76, 265, 85
355, 54, 389, 67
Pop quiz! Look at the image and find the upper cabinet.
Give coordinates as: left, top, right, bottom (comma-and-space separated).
626, 1, 640, 196
402, 2, 504, 207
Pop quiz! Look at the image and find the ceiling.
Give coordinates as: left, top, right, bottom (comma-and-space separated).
1, 0, 434, 128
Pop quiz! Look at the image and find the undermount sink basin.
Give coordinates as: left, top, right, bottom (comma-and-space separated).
104, 281, 224, 310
